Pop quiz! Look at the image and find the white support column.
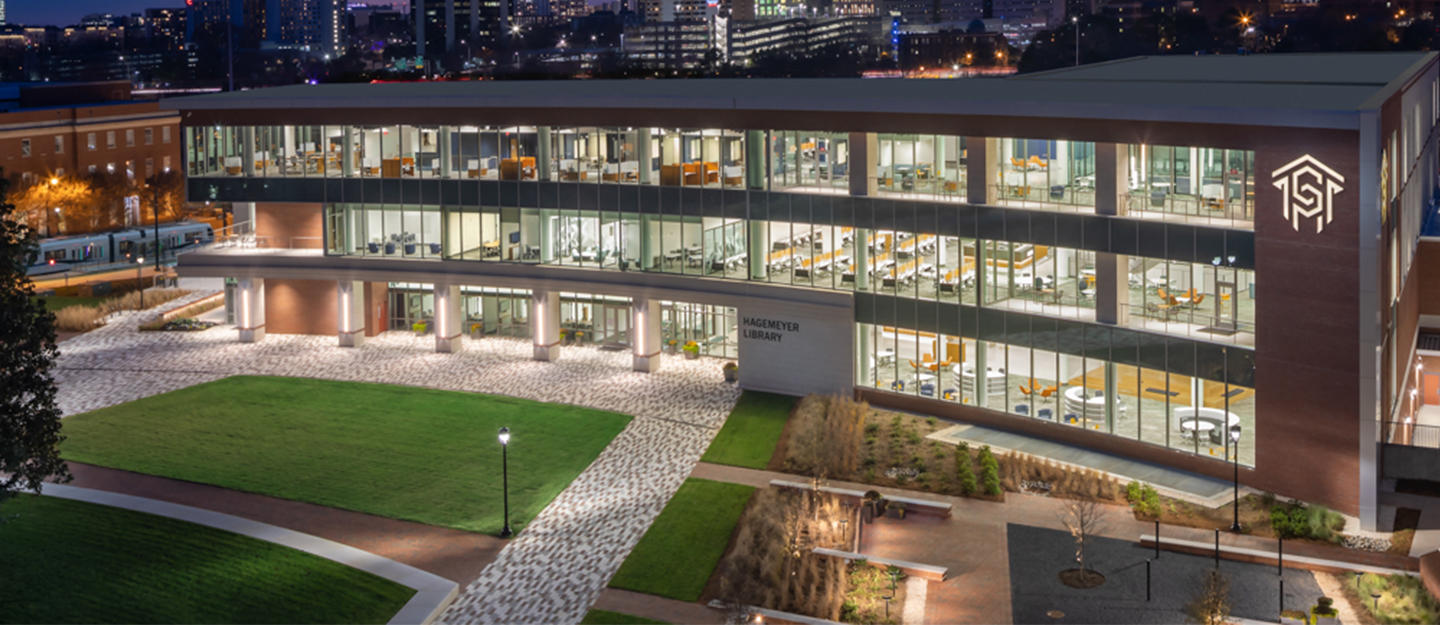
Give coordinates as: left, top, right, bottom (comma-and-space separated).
338, 280, 365, 347
434, 284, 463, 353
537, 127, 552, 181
632, 298, 662, 373
439, 126, 454, 177
242, 127, 256, 177
638, 128, 653, 185
748, 220, 768, 279
237, 277, 265, 343
532, 290, 561, 361
855, 227, 871, 291
341, 126, 355, 175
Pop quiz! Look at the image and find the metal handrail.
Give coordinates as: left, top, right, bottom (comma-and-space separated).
1382, 421, 1440, 449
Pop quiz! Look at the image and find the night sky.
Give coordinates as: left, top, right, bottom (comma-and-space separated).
7, 0, 411, 27
9, 0, 189, 27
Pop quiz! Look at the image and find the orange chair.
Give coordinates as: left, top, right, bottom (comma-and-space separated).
1191, 293, 1206, 306
1019, 383, 1033, 397
1157, 287, 1170, 301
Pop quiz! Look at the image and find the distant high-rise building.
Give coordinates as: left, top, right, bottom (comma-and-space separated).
145, 8, 187, 51
416, 0, 503, 66
1, 1, 7, 26
187, 0, 345, 54
267, 0, 346, 54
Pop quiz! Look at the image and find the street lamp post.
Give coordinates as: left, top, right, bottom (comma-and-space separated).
136, 256, 145, 311
1072, 17, 1080, 67
499, 426, 513, 538
1229, 423, 1242, 532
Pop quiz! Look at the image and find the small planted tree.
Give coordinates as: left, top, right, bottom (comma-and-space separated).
1186, 569, 1231, 625
1061, 499, 1108, 569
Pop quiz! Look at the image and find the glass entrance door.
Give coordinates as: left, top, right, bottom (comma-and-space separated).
601, 304, 630, 349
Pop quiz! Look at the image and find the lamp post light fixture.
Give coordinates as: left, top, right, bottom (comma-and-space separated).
1229, 423, 1242, 532
498, 426, 513, 538
883, 595, 893, 619
1072, 16, 1080, 67
136, 256, 145, 310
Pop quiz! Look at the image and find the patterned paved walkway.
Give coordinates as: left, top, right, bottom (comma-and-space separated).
53, 292, 742, 625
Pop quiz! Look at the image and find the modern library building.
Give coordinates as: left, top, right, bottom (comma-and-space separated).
168, 52, 1440, 529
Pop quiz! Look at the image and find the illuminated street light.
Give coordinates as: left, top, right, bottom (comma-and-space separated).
498, 426, 513, 538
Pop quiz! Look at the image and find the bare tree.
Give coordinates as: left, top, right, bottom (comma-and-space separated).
1185, 568, 1231, 625
1058, 498, 1110, 571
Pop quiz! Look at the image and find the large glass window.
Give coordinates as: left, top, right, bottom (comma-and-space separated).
1128, 145, 1254, 227
994, 138, 1096, 209
858, 320, 1255, 467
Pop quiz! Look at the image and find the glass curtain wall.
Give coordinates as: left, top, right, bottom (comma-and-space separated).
994, 138, 1097, 208
1128, 145, 1255, 225
858, 321, 1255, 467
875, 134, 966, 201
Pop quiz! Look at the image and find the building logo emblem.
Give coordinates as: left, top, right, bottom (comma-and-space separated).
1272, 154, 1345, 233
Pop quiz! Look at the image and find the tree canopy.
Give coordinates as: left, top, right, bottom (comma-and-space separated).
0, 173, 70, 511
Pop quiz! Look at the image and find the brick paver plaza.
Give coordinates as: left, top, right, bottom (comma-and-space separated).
53, 292, 742, 625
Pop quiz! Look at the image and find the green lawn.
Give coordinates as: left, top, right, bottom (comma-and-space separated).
60, 376, 633, 535
580, 610, 669, 625
35, 295, 108, 311
0, 494, 414, 624
608, 478, 756, 602
700, 391, 796, 469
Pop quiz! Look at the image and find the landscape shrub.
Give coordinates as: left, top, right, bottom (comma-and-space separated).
1270, 502, 1344, 543
1125, 481, 1163, 518
954, 442, 976, 495
54, 305, 104, 331
979, 445, 1002, 496
1350, 572, 1440, 625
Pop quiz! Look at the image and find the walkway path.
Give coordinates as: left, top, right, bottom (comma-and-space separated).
590, 589, 724, 624
63, 462, 502, 586
52, 297, 742, 625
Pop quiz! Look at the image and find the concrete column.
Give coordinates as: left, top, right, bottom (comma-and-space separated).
338, 280, 365, 347
1104, 361, 1118, 433
965, 136, 997, 205
849, 132, 878, 197
439, 126, 453, 177
745, 130, 766, 190
748, 219, 768, 279
974, 340, 988, 409
341, 126, 355, 175
632, 298, 663, 372
641, 214, 656, 269
537, 127, 552, 181
936, 135, 948, 181
857, 324, 873, 387
975, 240, 987, 306
637, 128, 652, 184
1094, 252, 1129, 325
237, 277, 265, 343
242, 127, 256, 176
937, 235, 947, 269
855, 227, 871, 291
532, 290, 561, 361
540, 211, 556, 263
1094, 142, 1128, 216
433, 284, 464, 353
